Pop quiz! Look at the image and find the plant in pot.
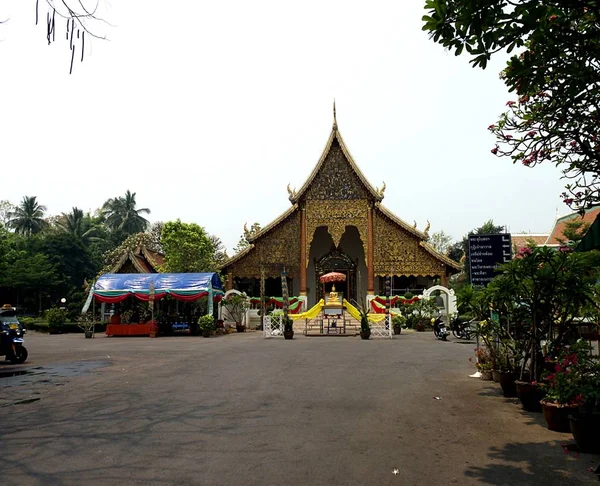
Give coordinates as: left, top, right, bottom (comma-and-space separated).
198, 315, 215, 338
76, 312, 96, 338
392, 314, 405, 335
539, 340, 593, 432
568, 358, 600, 453
283, 317, 294, 340
221, 293, 249, 332
120, 309, 134, 324
468, 247, 599, 412
472, 346, 494, 380
46, 307, 67, 334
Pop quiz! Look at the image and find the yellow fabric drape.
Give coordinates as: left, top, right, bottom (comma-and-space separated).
342, 299, 387, 323
291, 298, 393, 323
291, 299, 324, 320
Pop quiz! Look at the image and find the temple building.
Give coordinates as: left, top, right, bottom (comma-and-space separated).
221, 110, 460, 307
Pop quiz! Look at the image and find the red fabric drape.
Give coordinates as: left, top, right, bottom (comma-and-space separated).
132, 292, 167, 301
93, 294, 131, 304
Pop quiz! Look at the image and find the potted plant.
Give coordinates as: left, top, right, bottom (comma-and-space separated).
539, 341, 592, 432
471, 346, 494, 380
221, 293, 249, 332
120, 309, 134, 324
46, 307, 67, 334
569, 358, 600, 452
283, 318, 294, 340
198, 315, 215, 338
76, 312, 96, 338
392, 315, 405, 335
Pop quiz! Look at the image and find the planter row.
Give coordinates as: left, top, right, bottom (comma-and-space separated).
481, 371, 600, 453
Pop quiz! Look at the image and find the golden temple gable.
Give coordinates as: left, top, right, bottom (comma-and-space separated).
221, 110, 460, 305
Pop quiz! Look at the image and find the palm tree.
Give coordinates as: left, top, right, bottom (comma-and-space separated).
102, 190, 150, 235
8, 196, 48, 236
57, 207, 102, 244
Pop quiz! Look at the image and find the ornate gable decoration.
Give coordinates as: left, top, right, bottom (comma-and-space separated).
289, 118, 383, 204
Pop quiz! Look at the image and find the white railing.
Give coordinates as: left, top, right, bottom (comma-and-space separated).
369, 315, 393, 339
264, 315, 284, 338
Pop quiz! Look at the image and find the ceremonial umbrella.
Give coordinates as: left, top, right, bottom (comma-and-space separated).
319, 272, 347, 283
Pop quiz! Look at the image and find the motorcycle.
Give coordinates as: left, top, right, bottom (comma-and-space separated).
450, 316, 476, 340
0, 307, 28, 364
432, 315, 450, 341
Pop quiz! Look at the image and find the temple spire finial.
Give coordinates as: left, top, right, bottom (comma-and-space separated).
333, 99, 337, 128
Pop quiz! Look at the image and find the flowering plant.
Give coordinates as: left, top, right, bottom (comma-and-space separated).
541, 340, 599, 406
471, 346, 494, 372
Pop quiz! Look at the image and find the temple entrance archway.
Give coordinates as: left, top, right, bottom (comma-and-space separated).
307, 225, 366, 306
315, 249, 358, 304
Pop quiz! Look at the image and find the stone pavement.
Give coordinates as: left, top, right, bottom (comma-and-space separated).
0, 331, 598, 485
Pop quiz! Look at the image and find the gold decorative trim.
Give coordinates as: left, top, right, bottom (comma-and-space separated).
290, 123, 383, 204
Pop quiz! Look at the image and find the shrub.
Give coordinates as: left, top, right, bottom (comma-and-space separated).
198, 314, 216, 332
19, 317, 35, 327
392, 315, 406, 329
45, 308, 67, 329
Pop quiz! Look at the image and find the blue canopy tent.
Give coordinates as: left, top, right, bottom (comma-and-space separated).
90, 273, 223, 315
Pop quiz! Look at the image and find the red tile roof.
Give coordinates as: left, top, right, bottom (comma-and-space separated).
546, 206, 600, 246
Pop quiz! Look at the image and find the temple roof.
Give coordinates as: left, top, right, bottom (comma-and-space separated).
288, 113, 384, 204
247, 204, 298, 243
546, 206, 600, 246
109, 244, 165, 274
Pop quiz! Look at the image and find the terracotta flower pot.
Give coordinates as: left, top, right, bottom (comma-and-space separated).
360, 330, 371, 340
283, 330, 294, 340
492, 370, 501, 383
515, 381, 545, 412
569, 413, 600, 453
480, 370, 493, 381
498, 371, 518, 398
541, 400, 578, 432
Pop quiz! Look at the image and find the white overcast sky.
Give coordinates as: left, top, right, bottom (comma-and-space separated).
1, 0, 567, 253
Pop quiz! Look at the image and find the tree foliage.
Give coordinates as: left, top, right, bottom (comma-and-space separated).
8, 196, 48, 236
161, 220, 215, 273
101, 190, 150, 238
423, 0, 600, 211
234, 222, 261, 254
428, 230, 453, 254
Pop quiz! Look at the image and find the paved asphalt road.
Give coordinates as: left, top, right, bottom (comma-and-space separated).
1, 331, 598, 486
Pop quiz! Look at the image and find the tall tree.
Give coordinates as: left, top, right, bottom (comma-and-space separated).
146, 221, 164, 253
7, 196, 48, 236
428, 230, 453, 254
0, 200, 14, 227
209, 234, 229, 268
101, 190, 150, 237
161, 220, 215, 273
234, 222, 261, 253
56, 207, 102, 245
422, 1, 600, 211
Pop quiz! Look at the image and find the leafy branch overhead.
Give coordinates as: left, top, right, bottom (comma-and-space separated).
423, 0, 600, 210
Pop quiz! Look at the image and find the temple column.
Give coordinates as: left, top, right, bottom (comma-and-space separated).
300, 208, 307, 297
367, 205, 375, 295
226, 272, 233, 291
440, 270, 448, 288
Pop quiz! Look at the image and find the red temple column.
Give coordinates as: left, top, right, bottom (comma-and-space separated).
300, 208, 307, 296
440, 271, 448, 288
367, 205, 374, 295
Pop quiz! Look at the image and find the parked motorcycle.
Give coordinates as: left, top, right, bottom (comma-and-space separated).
432, 315, 450, 341
0, 307, 28, 364
450, 316, 476, 340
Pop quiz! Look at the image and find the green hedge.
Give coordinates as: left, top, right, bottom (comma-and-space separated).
24, 321, 106, 334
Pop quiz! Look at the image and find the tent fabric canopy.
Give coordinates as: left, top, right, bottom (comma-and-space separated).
93, 273, 223, 303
